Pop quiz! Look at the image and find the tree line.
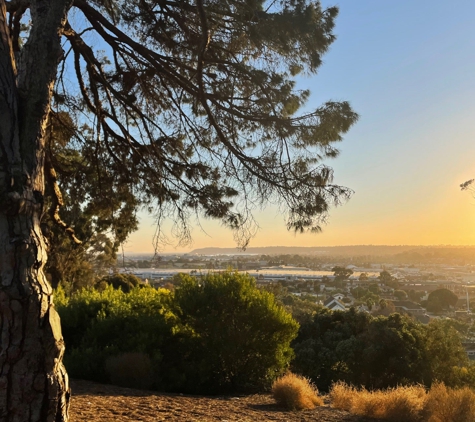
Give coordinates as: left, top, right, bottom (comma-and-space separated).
55, 271, 475, 396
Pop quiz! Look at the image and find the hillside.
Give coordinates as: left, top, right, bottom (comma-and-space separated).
189, 244, 475, 257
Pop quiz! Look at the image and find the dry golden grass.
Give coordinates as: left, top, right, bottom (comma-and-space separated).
330, 381, 475, 422
271, 372, 324, 410
330, 382, 424, 422
329, 381, 357, 412
424, 382, 475, 422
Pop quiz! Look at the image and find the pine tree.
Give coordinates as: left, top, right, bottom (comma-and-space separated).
0, 0, 357, 420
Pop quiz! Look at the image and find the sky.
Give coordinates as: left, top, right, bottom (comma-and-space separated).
126, 0, 475, 253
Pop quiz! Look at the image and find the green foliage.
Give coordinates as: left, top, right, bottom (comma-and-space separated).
96, 273, 145, 293
57, 271, 298, 394
292, 309, 472, 392
407, 289, 424, 303
379, 271, 399, 289
427, 289, 458, 313
56, 285, 175, 384
44, 112, 139, 290
261, 282, 323, 325
332, 266, 353, 288
42, 0, 359, 255
368, 284, 381, 295
172, 271, 299, 393
424, 320, 470, 386
351, 286, 368, 299
332, 267, 353, 279
394, 290, 408, 300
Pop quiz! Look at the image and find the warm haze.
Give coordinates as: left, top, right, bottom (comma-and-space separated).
127, 0, 475, 253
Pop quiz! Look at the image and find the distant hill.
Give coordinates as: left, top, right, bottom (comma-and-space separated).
189, 245, 475, 256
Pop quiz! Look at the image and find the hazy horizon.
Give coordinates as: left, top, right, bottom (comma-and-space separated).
126, 243, 475, 256
125, 0, 475, 254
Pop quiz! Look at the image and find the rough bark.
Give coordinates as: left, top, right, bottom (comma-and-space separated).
0, 1, 72, 421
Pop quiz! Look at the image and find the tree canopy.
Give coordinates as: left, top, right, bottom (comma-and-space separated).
0, 0, 358, 420
8, 0, 358, 251
292, 309, 471, 391
427, 288, 458, 313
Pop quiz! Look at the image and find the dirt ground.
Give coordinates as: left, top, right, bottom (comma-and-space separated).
69, 379, 381, 422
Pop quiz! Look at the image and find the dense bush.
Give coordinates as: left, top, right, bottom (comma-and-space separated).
56, 285, 176, 385
171, 272, 299, 393
292, 308, 472, 391
56, 271, 298, 394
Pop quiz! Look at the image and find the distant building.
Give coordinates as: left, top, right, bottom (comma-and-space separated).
323, 296, 347, 311
392, 300, 426, 315
463, 343, 475, 360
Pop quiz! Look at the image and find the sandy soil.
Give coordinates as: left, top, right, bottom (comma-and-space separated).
69, 379, 381, 422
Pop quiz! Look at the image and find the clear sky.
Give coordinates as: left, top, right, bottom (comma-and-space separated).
126, 0, 475, 253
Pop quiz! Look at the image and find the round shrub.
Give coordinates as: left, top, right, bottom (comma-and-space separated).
171, 271, 299, 394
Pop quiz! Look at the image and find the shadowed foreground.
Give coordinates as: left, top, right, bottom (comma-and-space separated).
70, 380, 381, 422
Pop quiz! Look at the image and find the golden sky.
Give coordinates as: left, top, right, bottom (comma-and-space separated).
126, 0, 475, 253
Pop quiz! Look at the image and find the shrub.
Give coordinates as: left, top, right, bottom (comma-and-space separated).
57, 285, 176, 386
293, 310, 429, 391
172, 271, 299, 394
293, 309, 474, 392
57, 271, 299, 394
105, 352, 153, 390
272, 372, 323, 410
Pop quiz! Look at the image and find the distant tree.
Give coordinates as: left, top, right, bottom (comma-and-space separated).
351, 286, 368, 299
373, 299, 396, 316
379, 270, 399, 288
366, 298, 375, 311
427, 289, 458, 313
408, 289, 424, 303
368, 284, 381, 295
394, 290, 408, 301
97, 273, 145, 293
359, 272, 369, 282
333, 266, 353, 288
333, 266, 354, 279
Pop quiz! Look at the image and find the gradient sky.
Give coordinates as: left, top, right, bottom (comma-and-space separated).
126, 0, 475, 253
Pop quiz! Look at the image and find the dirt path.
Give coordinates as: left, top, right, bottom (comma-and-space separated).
69, 380, 380, 422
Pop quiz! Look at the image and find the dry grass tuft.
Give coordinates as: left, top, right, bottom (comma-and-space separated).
424, 382, 475, 422
330, 382, 425, 422
329, 381, 356, 412
271, 372, 323, 410
331, 381, 475, 422
105, 352, 153, 389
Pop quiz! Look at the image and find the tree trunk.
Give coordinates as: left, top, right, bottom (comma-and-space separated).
0, 1, 72, 420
